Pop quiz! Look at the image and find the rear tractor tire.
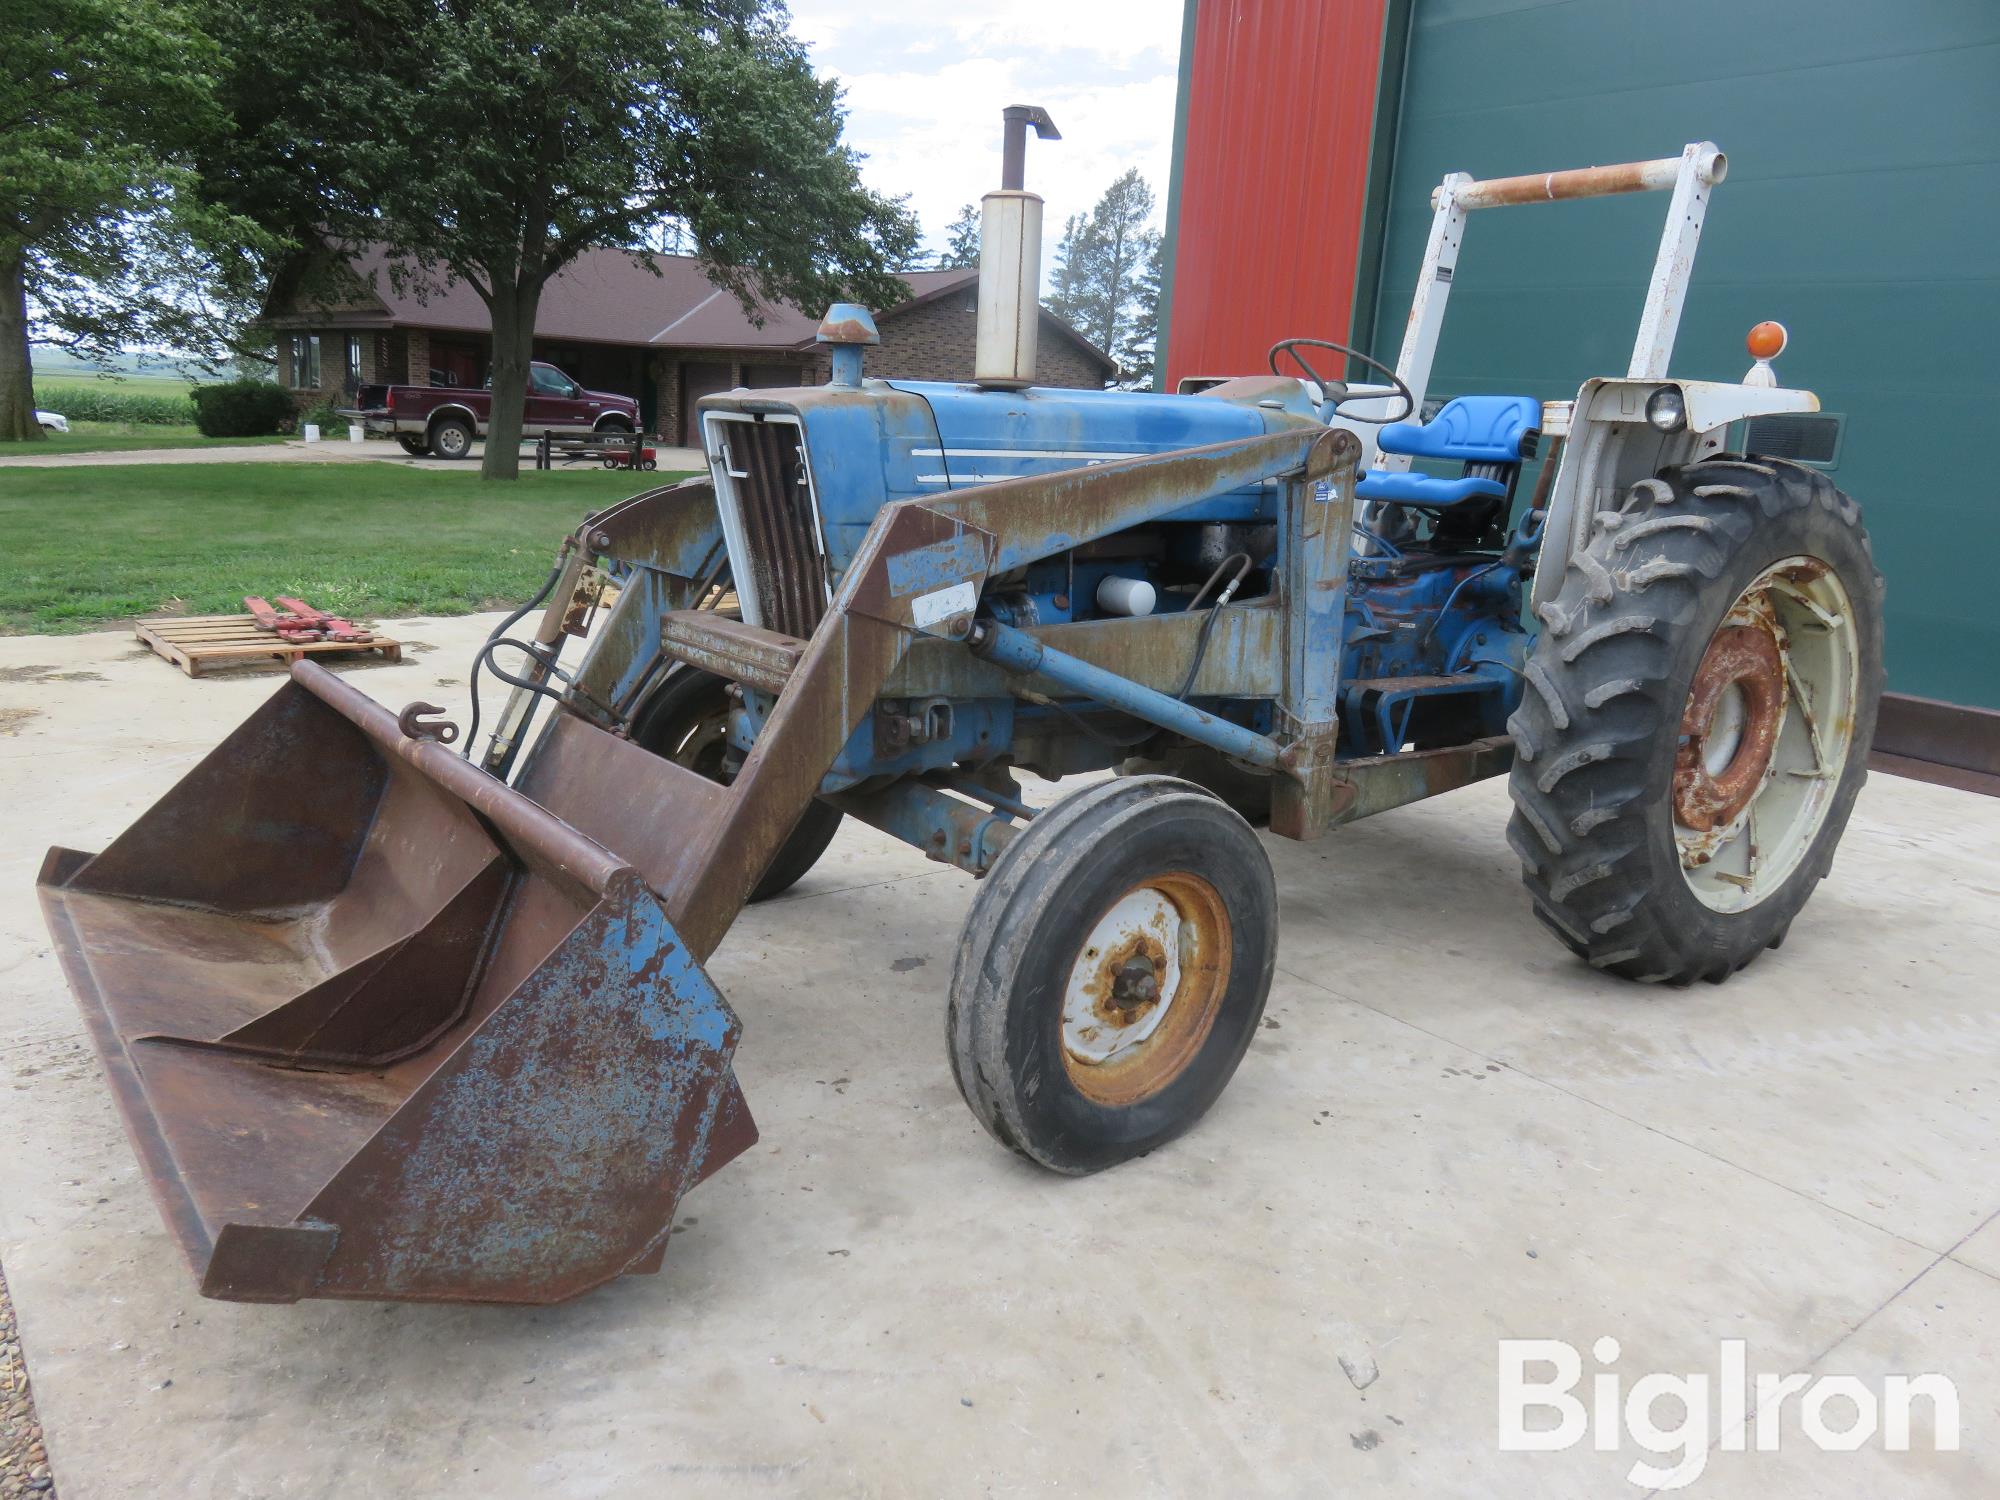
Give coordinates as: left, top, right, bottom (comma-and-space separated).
1506, 457, 1884, 985
947, 777, 1278, 1174
631, 667, 842, 902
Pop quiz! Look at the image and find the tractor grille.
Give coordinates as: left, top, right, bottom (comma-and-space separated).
726, 420, 828, 637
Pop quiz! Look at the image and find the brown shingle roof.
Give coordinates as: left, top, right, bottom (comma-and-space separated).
282, 247, 1068, 359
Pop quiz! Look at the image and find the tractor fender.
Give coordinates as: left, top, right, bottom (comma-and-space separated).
1531, 377, 1820, 612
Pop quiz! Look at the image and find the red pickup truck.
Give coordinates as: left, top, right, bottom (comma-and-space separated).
343, 361, 641, 459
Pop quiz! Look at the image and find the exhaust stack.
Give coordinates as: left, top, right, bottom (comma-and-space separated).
975, 105, 1060, 389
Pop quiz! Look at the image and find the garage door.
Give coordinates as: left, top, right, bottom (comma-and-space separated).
1362, 0, 2000, 710
678, 361, 734, 445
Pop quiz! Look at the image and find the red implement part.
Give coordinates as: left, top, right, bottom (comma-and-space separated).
245, 595, 372, 644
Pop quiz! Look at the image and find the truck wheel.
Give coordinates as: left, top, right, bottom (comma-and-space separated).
1506, 457, 1884, 985
947, 777, 1277, 1174
396, 434, 431, 457
429, 416, 474, 461
631, 667, 841, 902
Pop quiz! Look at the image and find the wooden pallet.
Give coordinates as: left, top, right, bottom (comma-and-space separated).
135, 614, 402, 678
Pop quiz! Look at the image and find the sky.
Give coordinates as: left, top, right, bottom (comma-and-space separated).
786, 0, 1186, 268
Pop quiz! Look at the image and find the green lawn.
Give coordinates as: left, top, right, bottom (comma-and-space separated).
21, 422, 289, 455
0, 461, 695, 633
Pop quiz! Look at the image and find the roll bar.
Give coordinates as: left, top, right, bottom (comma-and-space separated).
1372, 142, 1727, 472
1435, 146, 1726, 211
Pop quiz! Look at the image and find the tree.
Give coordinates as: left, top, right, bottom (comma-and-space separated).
1041, 171, 1161, 384
0, 0, 248, 441
204, 0, 920, 480
1044, 212, 1099, 335
939, 204, 981, 269
1117, 235, 1164, 389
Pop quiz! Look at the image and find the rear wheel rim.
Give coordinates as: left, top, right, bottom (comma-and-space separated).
437, 426, 467, 457
1674, 556, 1858, 913
1060, 872, 1231, 1106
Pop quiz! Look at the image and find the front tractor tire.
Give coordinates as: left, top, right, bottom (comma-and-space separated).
631, 667, 841, 902
947, 777, 1278, 1174
1507, 457, 1884, 985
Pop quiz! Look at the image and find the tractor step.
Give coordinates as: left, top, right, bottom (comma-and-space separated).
660, 610, 806, 695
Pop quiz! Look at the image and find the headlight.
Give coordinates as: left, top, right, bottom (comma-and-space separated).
1645, 386, 1686, 432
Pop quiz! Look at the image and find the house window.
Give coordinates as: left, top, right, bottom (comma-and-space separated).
288, 334, 321, 389
344, 335, 363, 388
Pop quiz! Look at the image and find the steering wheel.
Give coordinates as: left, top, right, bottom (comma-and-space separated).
1267, 338, 1415, 425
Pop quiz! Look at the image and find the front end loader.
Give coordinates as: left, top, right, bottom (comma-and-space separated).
39, 119, 1882, 1304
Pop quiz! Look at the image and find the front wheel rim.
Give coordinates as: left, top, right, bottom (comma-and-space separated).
1674, 556, 1858, 913
1060, 872, 1232, 1106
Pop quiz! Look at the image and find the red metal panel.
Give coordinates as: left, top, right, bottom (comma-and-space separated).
1165, 0, 1388, 390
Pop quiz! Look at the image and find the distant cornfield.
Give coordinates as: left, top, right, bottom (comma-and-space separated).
33, 383, 197, 426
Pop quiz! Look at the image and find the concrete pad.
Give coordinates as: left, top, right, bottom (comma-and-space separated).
1263, 772, 2000, 1257
1953, 1214, 2000, 1282
2, 618, 1996, 1497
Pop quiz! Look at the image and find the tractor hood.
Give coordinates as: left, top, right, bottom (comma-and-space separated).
696, 377, 1320, 583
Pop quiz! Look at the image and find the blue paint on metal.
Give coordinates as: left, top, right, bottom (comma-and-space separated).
973, 620, 1283, 769
822, 697, 1014, 790
885, 530, 989, 598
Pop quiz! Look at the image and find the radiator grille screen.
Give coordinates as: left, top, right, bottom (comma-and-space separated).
727, 421, 828, 637
1745, 412, 1843, 466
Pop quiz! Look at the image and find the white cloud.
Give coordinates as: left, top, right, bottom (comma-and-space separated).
787, 0, 1184, 278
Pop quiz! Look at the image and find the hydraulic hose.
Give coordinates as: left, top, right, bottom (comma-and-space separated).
461, 558, 564, 759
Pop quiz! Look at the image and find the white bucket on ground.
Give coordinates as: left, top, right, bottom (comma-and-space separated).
348, 424, 364, 443
303, 424, 320, 442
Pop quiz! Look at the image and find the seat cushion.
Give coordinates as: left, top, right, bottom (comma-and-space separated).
1376, 394, 1540, 464
1355, 469, 1509, 506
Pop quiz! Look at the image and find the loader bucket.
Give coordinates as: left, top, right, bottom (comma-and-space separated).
36, 662, 756, 1304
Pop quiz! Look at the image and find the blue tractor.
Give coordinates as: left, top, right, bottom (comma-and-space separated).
39, 121, 1883, 1304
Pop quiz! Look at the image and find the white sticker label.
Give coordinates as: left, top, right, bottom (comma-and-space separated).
909, 580, 977, 631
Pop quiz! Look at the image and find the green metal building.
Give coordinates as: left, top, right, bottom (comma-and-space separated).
1165, 0, 2000, 756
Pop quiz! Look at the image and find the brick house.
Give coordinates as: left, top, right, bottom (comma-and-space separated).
266, 246, 1116, 442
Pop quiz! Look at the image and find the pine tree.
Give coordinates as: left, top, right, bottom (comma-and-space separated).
1117, 235, 1164, 388
1044, 211, 1100, 335
1080, 169, 1157, 356
1041, 171, 1162, 386
939, 204, 981, 269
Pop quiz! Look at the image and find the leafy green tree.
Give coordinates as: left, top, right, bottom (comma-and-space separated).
205, 0, 920, 480
1042, 170, 1160, 383
939, 204, 981, 269
0, 0, 248, 441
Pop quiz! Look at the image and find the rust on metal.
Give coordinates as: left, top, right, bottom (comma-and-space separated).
1061, 874, 1230, 1109
1324, 735, 1515, 828
35, 425, 1376, 1307
660, 611, 806, 696
397, 701, 459, 743
37, 659, 753, 1305
1674, 623, 1786, 832
1441, 150, 1723, 211
560, 564, 609, 638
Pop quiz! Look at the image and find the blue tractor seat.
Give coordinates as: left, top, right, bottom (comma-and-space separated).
1356, 394, 1541, 508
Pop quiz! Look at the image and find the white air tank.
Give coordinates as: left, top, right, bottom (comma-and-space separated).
975, 189, 1043, 389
